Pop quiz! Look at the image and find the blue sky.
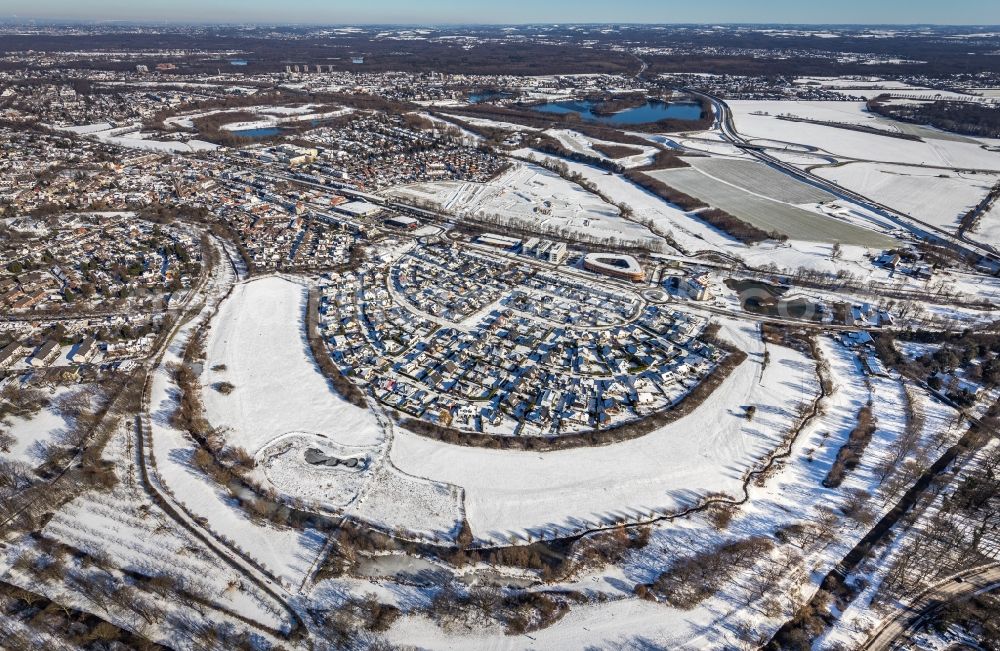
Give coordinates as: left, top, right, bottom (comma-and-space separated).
4, 0, 1000, 25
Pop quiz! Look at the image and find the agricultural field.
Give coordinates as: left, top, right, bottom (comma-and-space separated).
727, 100, 1000, 169
686, 157, 835, 204
648, 167, 897, 246
814, 162, 1000, 233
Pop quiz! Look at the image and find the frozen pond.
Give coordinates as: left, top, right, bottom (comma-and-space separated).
533, 99, 703, 125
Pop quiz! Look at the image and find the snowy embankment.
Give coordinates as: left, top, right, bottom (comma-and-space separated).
391, 318, 819, 544
148, 255, 328, 587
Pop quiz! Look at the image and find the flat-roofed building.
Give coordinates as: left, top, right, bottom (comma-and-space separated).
477, 233, 522, 250
583, 252, 644, 282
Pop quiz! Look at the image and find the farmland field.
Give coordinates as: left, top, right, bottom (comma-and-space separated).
686, 157, 835, 204
813, 161, 999, 233
648, 167, 897, 247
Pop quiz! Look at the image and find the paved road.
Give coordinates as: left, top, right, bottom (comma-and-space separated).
860, 563, 1000, 650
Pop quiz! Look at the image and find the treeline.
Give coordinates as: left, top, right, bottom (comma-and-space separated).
632, 149, 691, 171
775, 115, 923, 141
191, 111, 267, 147
958, 180, 1000, 238
867, 95, 1000, 138
697, 207, 786, 245
623, 170, 706, 211
589, 141, 645, 159
582, 92, 649, 116
823, 404, 878, 488
529, 133, 689, 175
640, 536, 774, 608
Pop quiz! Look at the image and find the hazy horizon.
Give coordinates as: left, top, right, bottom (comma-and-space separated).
3, 0, 1000, 27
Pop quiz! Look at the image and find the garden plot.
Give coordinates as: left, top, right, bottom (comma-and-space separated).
388, 163, 661, 247
389, 318, 820, 544
648, 167, 897, 247
686, 157, 835, 204
202, 275, 383, 455
814, 162, 999, 233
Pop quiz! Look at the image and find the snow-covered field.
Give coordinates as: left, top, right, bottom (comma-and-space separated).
973, 200, 1000, 246
201, 276, 462, 541
220, 107, 352, 132
55, 123, 218, 153
727, 101, 1000, 170
544, 128, 658, 168
202, 276, 383, 454
814, 162, 999, 233
162, 104, 318, 129
387, 162, 661, 248
649, 166, 896, 246
390, 319, 819, 544
148, 250, 330, 586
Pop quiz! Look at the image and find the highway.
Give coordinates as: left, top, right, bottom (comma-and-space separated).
860, 563, 1000, 650
691, 90, 1000, 265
